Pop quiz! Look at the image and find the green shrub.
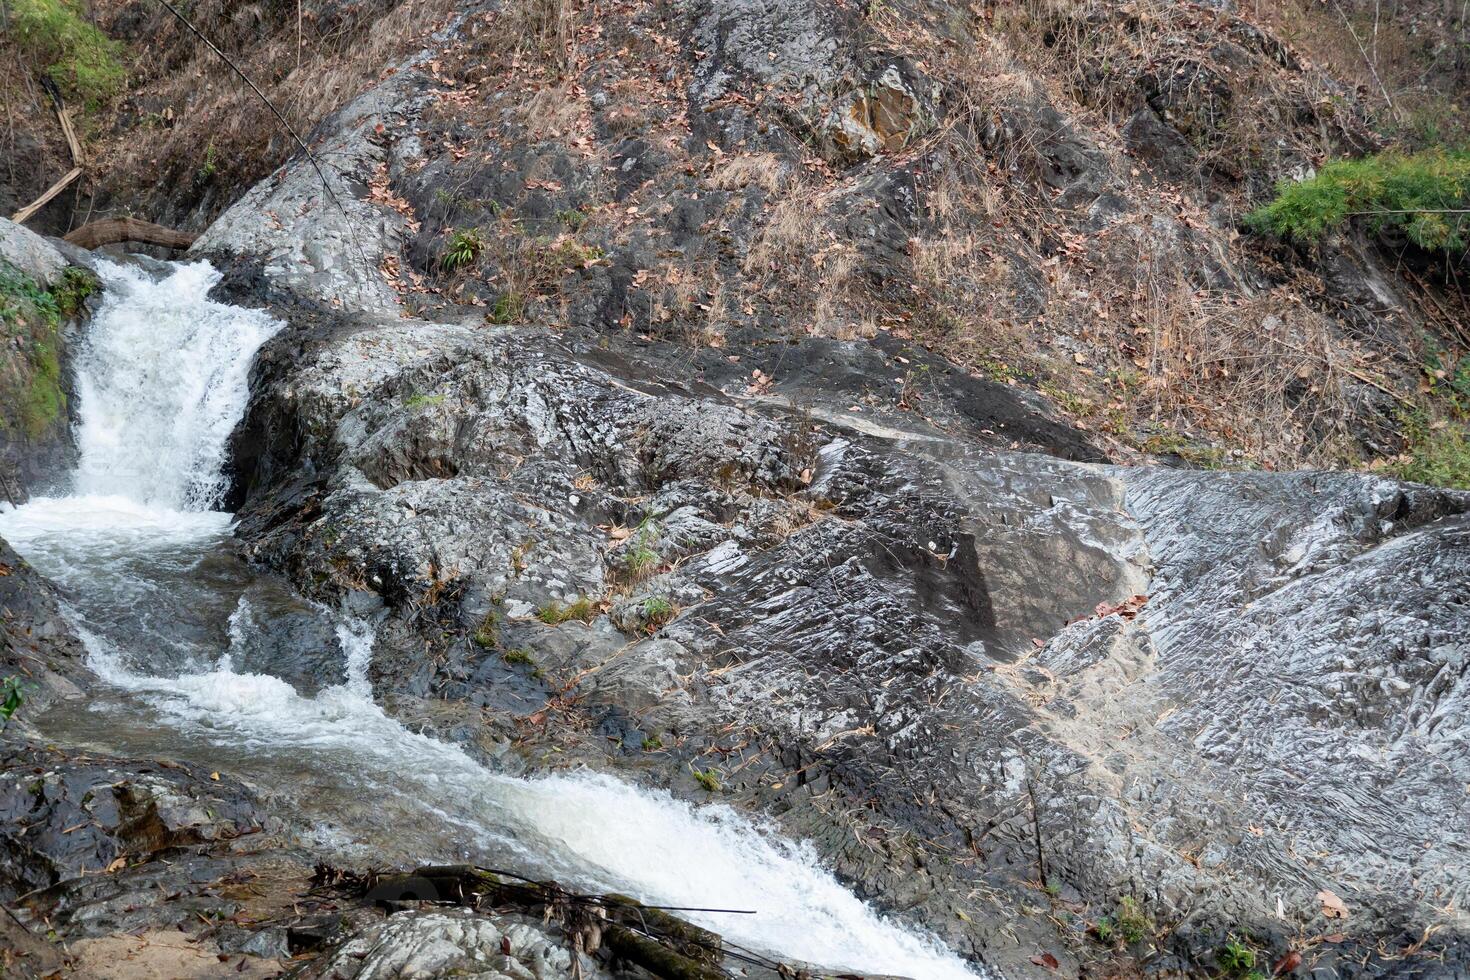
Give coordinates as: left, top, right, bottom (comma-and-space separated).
1247, 148, 1470, 252
6, 0, 125, 106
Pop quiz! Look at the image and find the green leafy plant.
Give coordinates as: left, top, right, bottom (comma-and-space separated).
640, 734, 664, 751
1115, 897, 1151, 944
1217, 937, 1257, 975
0, 677, 25, 731
7, 0, 125, 105
1246, 148, 1470, 252
441, 228, 486, 271
639, 595, 676, 632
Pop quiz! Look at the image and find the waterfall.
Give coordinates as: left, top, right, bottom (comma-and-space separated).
70, 260, 281, 509
0, 260, 990, 979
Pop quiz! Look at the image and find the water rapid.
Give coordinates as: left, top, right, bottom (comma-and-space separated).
0, 260, 987, 979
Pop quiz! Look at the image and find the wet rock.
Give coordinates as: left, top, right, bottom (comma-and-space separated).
0, 742, 273, 904
0, 536, 89, 713
222, 276, 1470, 975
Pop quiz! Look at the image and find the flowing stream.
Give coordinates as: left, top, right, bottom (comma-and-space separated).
0, 260, 987, 979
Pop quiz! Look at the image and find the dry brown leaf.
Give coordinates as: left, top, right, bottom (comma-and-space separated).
1317, 888, 1349, 919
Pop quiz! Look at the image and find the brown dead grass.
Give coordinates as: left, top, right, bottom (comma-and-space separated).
74, 0, 457, 229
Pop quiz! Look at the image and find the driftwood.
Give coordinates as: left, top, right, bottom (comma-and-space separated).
64, 217, 196, 251
11, 167, 82, 225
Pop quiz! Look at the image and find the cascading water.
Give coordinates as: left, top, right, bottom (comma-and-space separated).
0, 260, 989, 979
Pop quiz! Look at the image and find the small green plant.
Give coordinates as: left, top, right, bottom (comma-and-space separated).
8, 0, 125, 105
691, 766, 721, 792
555, 207, 589, 231
404, 391, 446, 410
1091, 916, 1114, 944
0, 677, 25, 731
195, 142, 219, 185
535, 595, 597, 626
640, 734, 664, 751
1043, 882, 1061, 898
503, 648, 534, 665
441, 228, 486, 271
1217, 937, 1257, 975
488, 290, 524, 324
639, 595, 676, 632
622, 518, 662, 581
1115, 897, 1151, 945
50, 267, 98, 317
472, 609, 502, 648
1246, 148, 1470, 252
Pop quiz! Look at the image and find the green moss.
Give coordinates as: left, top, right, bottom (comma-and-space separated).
690, 767, 721, 792
503, 648, 534, 666
640, 734, 664, 751
1247, 148, 1470, 252
404, 391, 446, 410
7, 0, 126, 106
0, 261, 81, 439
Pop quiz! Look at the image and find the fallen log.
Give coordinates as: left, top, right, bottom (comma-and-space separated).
63, 217, 196, 251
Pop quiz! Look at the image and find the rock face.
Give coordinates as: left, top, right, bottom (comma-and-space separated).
205, 245, 1470, 976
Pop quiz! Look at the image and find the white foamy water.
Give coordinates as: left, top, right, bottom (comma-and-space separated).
72, 260, 281, 509
0, 260, 989, 979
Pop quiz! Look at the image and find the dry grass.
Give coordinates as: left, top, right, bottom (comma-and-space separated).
710, 153, 793, 194
83, 0, 459, 228
742, 184, 879, 340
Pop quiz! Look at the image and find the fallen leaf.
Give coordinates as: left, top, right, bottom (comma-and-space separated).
210, 771, 221, 781
1030, 952, 1060, 970
1317, 888, 1349, 919
1273, 950, 1302, 975
105, 856, 127, 873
